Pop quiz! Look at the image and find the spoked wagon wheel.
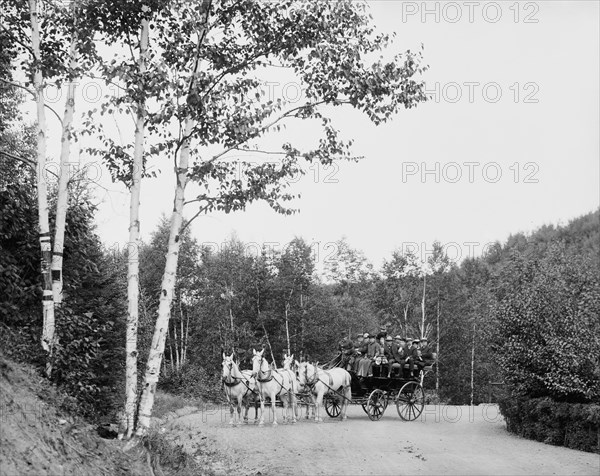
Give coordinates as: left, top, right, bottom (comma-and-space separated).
324, 395, 341, 418
366, 389, 387, 421
396, 381, 425, 421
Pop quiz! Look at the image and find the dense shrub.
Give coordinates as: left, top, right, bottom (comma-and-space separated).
492, 245, 600, 402
159, 364, 222, 402
51, 306, 124, 420
499, 395, 600, 453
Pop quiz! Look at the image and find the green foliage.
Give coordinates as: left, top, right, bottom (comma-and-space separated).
499, 395, 600, 453
492, 245, 600, 402
159, 364, 222, 402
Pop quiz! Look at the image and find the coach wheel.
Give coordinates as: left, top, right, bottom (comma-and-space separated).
396, 381, 425, 421
324, 395, 341, 418
366, 389, 387, 421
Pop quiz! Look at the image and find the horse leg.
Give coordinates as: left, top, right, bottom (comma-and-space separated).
271, 391, 278, 426
236, 394, 243, 425
243, 395, 249, 424
290, 391, 298, 424
315, 391, 324, 423
281, 392, 288, 424
228, 400, 235, 425
341, 385, 351, 420
258, 390, 266, 426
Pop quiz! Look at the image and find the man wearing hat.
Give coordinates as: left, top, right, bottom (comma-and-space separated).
406, 338, 422, 379
352, 333, 369, 373
383, 335, 395, 377
418, 337, 436, 368
376, 325, 388, 347
390, 336, 408, 378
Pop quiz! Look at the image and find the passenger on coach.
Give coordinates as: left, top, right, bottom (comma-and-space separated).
406, 338, 421, 378
390, 335, 408, 377
418, 337, 436, 367
383, 335, 395, 377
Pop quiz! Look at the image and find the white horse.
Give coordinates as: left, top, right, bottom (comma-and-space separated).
297, 361, 351, 422
222, 353, 259, 425
283, 354, 315, 420
251, 349, 298, 426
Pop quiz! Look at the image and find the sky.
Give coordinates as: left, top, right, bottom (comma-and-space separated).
36, 0, 600, 272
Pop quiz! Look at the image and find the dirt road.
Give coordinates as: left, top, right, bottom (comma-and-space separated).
165, 404, 599, 475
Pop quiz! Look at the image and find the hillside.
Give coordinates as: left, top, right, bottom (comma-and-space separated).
0, 354, 162, 476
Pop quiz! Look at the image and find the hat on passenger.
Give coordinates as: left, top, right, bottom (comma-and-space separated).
420, 337, 428, 342
394, 335, 404, 341
412, 339, 420, 344
385, 335, 393, 341
363, 332, 370, 338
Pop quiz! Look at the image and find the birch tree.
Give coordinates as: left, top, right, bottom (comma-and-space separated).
2, 0, 98, 374
113, 0, 428, 436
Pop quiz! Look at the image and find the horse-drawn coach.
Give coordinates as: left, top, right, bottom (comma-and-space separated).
222, 345, 436, 425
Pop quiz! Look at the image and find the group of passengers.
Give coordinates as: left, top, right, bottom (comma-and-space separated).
337, 326, 436, 382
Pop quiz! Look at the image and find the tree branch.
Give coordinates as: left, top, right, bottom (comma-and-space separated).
206, 100, 328, 164
0, 150, 35, 168
0, 78, 34, 97
180, 205, 208, 233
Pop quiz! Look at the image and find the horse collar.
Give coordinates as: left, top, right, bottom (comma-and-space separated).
258, 368, 273, 383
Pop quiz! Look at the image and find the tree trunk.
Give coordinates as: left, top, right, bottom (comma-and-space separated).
173, 319, 180, 372
179, 298, 185, 366
420, 273, 426, 339
284, 300, 291, 356
51, 34, 77, 307
29, 0, 55, 362
123, 16, 149, 439
183, 304, 190, 366
135, 118, 193, 435
436, 291, 440, 396
470, 322, 475, 406
167, 326, 175, 372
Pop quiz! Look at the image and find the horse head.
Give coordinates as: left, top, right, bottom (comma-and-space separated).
283, 353, 295, 371
251, 348, 266, 377
298, 361, 319, 388
222, 352, 235, 379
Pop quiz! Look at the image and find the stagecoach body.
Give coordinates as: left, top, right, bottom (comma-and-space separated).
321, 364, 434, 421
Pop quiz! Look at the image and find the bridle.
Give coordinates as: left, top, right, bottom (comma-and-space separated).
222, 359, 242, 387
253, 355, 273, 383
302, 362, 320, 389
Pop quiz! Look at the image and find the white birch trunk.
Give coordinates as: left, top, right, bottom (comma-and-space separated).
470, 322, 475, 406
420, 273, 426, 338
167, 326, 175, 372
179, 300, 185, 366
135, 118, 193, 435
183, 305, 189, 366
173, 320, 180, 372
51, 35, 77, 306
284, 301, 291, 356
436, 294, 440, 395
29, 0, 55, 357
123, 17, 149, 440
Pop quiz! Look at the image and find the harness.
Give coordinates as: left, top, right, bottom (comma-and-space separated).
222, 361, 257, 396
254, 356, 290, 396
302, 363, 352, 403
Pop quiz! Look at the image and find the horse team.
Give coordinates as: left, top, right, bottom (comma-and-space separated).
221, 349, 351, 426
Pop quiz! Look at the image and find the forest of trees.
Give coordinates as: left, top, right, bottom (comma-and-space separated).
1, 0, 598, 452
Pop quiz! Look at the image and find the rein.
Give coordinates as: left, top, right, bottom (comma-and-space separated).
222, 361, 257, 395
254, 356, 288, 395
302, 363, 352, 403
